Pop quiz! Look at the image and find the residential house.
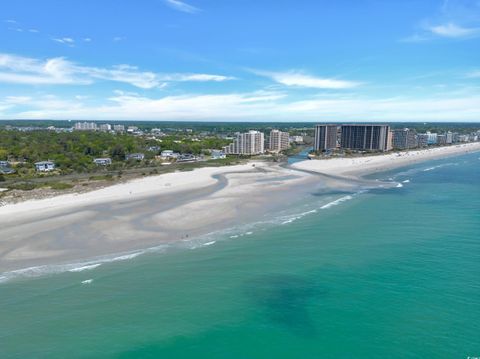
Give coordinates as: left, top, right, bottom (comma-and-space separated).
126, 153, 145, 161
211, 150, 226, 159
160, 150, 179, 160
93, 158, 112, 166
35, 161, 56, 172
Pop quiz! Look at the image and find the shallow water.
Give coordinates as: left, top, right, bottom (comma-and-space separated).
1, 152, 479, 358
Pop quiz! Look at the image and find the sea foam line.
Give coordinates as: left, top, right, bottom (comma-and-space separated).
320, 195, 353, 209
0, 246, 167, 284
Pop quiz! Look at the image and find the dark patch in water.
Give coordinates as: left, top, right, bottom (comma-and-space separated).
244, 274, 325, 338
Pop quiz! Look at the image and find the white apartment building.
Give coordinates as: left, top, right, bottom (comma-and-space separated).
74, 122, 97, 131
98, 123, 112, 132
268, 129, 290, 152
223, 130, 265, 155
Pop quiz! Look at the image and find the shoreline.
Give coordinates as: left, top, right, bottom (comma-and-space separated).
291, 142, 480, 178
1, 143, 480, 276
0, 161, 317, 273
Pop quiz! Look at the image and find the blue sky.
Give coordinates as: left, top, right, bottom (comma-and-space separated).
0, 0, 479, 122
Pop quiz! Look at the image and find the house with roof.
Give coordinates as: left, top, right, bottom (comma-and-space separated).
211, 150, 226, 159
93, 158, 112, 166
126, 153, 145, 161
35, 161, 56, 172
0, 166, 15, 175
160, 150, 179, 160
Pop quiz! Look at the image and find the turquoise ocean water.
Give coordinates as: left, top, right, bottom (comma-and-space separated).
1, 152, 479, 358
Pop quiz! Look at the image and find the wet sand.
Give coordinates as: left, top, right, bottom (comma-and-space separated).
0, 162, 320, 272
1, 142, 479, 273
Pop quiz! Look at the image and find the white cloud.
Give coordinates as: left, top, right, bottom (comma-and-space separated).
428, 22, 479, 37
0, 54, 84, 85
253, 70, 360, 89
83, 37, 92, 42
53, 37, 75, 46
164, 0, 200, 14
162, 73, 235, 82
0, 53, 234, 89
28, 29, 39, 33
3, 91, 480, 122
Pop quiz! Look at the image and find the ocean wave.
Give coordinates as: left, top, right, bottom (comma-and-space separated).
396, 183, 403, 188
81, 279, 93, 284
0, 247, 167, 284
402, 179, 410, 183
111, 252, 143, 261
423, 163, 455, 172
280, 209, 317, 225
320, 195, 353, 209
0, 191, 369, 284
68, 263, 102, 272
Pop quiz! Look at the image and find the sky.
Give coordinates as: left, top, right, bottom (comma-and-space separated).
0, 0, 479, 122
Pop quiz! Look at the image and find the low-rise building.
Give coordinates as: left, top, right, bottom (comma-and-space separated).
93, 158, 112, 166
35, 161, 56, 172
177, 154, 197, 162
160, 150, 179, 160
0, 165, 15, 174
147, 146, 161, 153
289, 135, 304, 143
211, 150, 226, 159
126, 153, 145, 161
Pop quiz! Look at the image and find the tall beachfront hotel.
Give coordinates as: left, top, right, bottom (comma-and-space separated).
340, 124, 391, 151
269, 129, 290, 153
223, 130, 265, 155
314, 124, 338, 152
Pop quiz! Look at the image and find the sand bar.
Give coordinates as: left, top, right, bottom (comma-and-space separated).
1, 143, 480, 274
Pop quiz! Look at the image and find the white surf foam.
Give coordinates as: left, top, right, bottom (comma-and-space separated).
396, 183, 403, 188
111, 252, 143, 261
423, 163, 455, 172
81, 279, 93, 284
0, 247, 165, 284
69, 263, 102, 272
402, 179, 410, 183
203, 241, 216, 246
320, 195, 353, 209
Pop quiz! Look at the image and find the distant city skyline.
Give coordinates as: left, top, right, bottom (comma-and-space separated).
0, 0, 479, 122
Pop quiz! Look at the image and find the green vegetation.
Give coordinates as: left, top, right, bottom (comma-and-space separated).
5, 181, 73, 191
0, 129, 231, 178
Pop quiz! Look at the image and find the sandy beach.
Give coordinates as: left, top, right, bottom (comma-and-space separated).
0, 162, 315, 272
292, 142, 480, 177
1, 142, 479, 274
